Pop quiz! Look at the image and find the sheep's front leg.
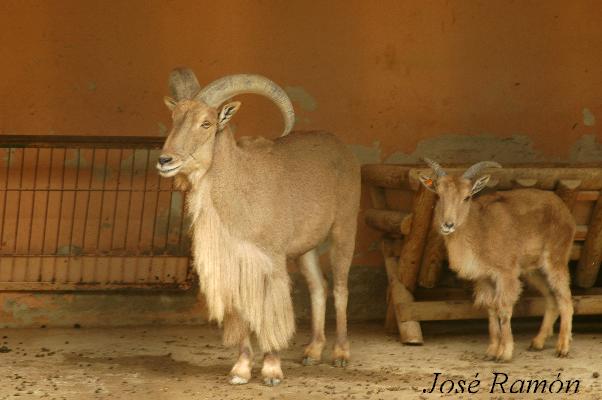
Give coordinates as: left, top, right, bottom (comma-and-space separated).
224, 313, 253, 385
485, 308, 501, 360
261, 352, 283, 386
493, 276, 522, 362
229, 335, 253, 385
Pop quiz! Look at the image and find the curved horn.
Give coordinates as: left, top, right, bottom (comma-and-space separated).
422, 157, 447, 178
195, 74, 295, 136
168, 68, 201, 101
462, 161, 502, 179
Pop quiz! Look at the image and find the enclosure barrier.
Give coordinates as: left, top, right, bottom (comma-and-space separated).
0, 135, 191, 291
363, 163, 602, 344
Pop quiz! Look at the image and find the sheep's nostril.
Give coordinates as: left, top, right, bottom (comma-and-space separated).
443, 222, 455, 229
158, 156, 173, 166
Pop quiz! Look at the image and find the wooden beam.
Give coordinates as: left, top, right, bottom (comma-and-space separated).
555, 179, 582, 211
362, 165, 412, 189
396, 294, 602, 322
408, 167, 602, 191
418, 226, 446, 289
365, 209, 412, 235
398, 186, 436, 291
576, 193, 602, 288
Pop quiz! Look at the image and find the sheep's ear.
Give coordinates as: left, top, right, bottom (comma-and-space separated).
419, 175, 437, 193
218, 101, 241, 129
164, 96, 177, 110
471, 175, 490, 195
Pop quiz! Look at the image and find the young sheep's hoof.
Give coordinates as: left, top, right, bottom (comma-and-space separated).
556, 349, 570, 358
528, 343, 544, 352
229, 375, 249, 385
263, 377, 281, 386
333, 358, 348, 368
302, 356, 318, 366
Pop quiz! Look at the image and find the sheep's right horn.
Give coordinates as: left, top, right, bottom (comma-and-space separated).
422, 158, 447, 177
462, 161, 502, 179
195, 74, 295, 137
168, 68, 201, 101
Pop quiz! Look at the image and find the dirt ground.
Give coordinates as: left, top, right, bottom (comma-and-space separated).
0, 320, 600, 400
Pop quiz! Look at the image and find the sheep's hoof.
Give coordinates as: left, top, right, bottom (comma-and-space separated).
302, 356, 317, 366
556, 350, 570, 358
528, 344, 544, 352
263, 377, 281, 386
229, 375, 249, 385
333, 358, 348, 368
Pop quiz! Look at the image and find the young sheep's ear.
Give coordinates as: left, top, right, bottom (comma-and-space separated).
419, 175, 437, 193
164, 96, 177, 110
471, 175, 491, 195
218, 101, 241, 129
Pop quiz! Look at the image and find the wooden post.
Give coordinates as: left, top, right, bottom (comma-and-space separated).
418, 226, 446, 288
576, 193, 602, 288
555, 179, 582, 211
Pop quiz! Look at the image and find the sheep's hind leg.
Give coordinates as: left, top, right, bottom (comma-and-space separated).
299, 248, 327, 365
545, 268, 573, 357
524, 271, 559, 351
329, 222, 355, 367
261, 352, 283, 386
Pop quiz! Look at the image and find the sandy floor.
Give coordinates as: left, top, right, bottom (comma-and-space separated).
0, 320, 600, 400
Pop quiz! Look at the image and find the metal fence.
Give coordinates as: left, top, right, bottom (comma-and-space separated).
0, 135, 191, 290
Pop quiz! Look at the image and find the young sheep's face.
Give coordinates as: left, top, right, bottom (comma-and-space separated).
419, 174, 491, 235
157, 98, 240, 178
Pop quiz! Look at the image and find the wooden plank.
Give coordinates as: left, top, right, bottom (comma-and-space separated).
368, 186, 387, 209
408, 167, 602, 191
365, 209, 412, 235
384, 252, 423, 344
397, 294, 602, 322
362, 165, 412, 189
418, 226, 446, 288
398, 186, 436, 291
0, 135, 165, 149
576, 191, 599, 202
576, 194, 602, 288
555, 179, 582, 211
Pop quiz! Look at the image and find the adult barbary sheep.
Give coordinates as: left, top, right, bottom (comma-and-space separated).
419, 159, 575, 362
156, 68, 360, 385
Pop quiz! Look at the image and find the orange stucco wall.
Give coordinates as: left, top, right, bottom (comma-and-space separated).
1, 1, 601, 325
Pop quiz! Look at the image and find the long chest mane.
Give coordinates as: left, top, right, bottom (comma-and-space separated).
444, 233, 486, 280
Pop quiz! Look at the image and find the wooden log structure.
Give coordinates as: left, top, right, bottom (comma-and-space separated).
362, 163, 602, 345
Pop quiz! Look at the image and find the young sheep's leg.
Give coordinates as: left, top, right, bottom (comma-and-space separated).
524, 271, 559, 351
474, 279, 500, 359
224, 313, 253, 385
329, 225, 354, 368
298, 248, 327, 365
545, 269, 573, 357
493, 276, 522, 362
485, 308, 501, 360
261, 352, 283, 386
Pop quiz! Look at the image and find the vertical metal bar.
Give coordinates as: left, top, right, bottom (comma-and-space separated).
0, 148, 13, 253
25, 148, 41, 276
135, 150, 151, 255
177, 192, 186, 255
10, 149, 27, 280
149, 156, 162, 256
52, 149, 68, 282
93, 149, 110, 282
123, 149, 137, 248
108, 149, 124, 252
66, 148, 82, 281
81, 149, 97, 253
38, 148, 54, 281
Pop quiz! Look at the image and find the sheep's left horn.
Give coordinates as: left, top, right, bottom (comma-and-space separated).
422, 158, 447, 178
168, 68, 201, 101
195, 74, 295, 136
462, 161, 502, 179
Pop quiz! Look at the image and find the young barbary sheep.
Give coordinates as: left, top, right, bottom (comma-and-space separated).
156, 68, 360, 385
419, 159, 575, 362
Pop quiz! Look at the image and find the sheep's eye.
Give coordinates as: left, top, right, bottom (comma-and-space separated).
201, 121, 212, 129
463, 196, 471, 202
